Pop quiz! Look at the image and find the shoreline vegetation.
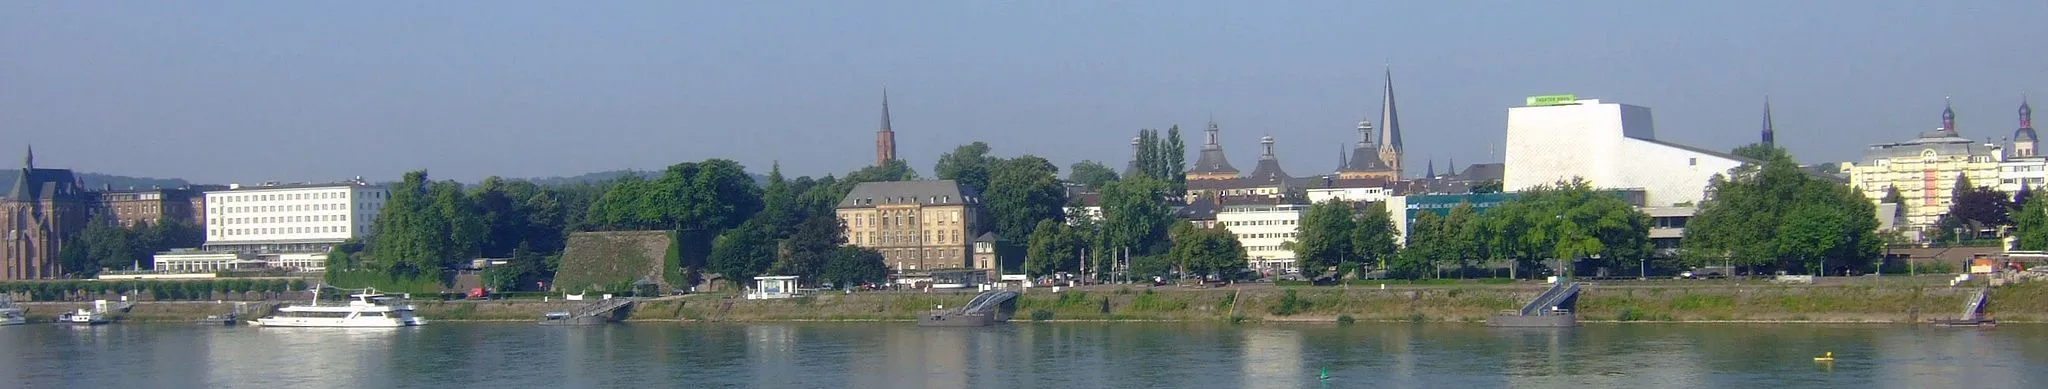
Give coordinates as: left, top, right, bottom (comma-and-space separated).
12, 280, 2042, 324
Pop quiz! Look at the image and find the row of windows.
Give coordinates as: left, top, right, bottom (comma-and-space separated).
851, 211, 963, 228
213, 225, 354, 236
853, 229, 965, 246
1221, 219, 1297, 227
216, 203, 378, 214
217, 191, 378, 203
214, 214, 354, 225
1244, 245, 1288, 252
1236, 232, 1297, 240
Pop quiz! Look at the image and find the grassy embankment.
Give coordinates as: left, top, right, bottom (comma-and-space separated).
17, 281, 2045, 323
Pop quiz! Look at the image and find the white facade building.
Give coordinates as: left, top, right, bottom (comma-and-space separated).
1217, 200, 1307, 273
152, 251, 260, 273
204, 181, 388, 248
1997, 157, 2048, 195
1505, 98, 1747, 207
1306, 186, 1392, 204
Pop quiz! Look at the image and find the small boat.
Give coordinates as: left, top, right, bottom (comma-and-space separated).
199, 313, 238, 326
537, 311, 607, 326
251, 287, 426, 328
0, 297, 24, 326
1931, 318, 1997, 327
1813, 352, 1834, 362
57, 309, 110, 325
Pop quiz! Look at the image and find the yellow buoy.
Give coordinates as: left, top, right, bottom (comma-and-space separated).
1813, 351, 1834, 362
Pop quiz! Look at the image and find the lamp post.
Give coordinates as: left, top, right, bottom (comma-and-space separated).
1640, 257, 1647, 280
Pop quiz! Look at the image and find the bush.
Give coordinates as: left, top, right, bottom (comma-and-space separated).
1030, 309, 1054, 321
1268, 289, 1309, 316
1337, 315, 1356, 325
1617, 306, 1646, 322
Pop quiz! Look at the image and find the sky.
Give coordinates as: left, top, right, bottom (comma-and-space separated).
3, 1, 2046, 185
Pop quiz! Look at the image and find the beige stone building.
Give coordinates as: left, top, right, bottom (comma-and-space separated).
836, 180, 986, 272
1845, 101, 2004, 235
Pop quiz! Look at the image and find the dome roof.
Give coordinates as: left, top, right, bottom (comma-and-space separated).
2016, 127, 2039, 143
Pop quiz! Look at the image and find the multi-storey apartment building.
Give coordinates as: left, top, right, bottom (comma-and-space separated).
835, 180, 985, 272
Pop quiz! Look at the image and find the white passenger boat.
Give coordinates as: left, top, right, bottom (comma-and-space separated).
0, 296, 25, 326
55, 300, 112, 325
251, 288, 427, 328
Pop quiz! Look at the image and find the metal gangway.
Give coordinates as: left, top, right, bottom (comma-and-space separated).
1519, 282, 1584, 316
1961, 287, 1990, 321
568, 298, 635, 319
959, 290, 1019, 316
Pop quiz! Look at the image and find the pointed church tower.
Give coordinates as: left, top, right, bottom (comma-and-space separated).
1376, 68, 1404, 177
1425, 158, 1436, 179
1761, 98, 1776, 146
874, 90, 898, 166
1186, 121, 1242, 180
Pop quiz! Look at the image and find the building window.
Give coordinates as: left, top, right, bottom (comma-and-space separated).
1688, 158, 1697, 166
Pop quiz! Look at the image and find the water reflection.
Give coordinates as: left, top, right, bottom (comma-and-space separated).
1, 322, 2045, 388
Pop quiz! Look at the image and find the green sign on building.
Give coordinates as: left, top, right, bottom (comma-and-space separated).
1526, 94, 1577, 106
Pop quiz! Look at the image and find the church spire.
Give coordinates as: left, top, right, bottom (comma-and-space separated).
1336, 144, 1348, 173
1377, 67, 1403, 176
2023, 95, 2033, 129
1425, 158, 1435, 179
1942, 96, 1957, 135
24, 143, 33, 170
874, 89, 897, 166
1762, 97, 1776, 146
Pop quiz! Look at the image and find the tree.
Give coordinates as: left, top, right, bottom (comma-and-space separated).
1684, 145, 1879, 275
1098, 177, 1173, 259
1023, 219, 1078, 277
2015, 193, 2048, 250
757, 163, 804, 238
1470, 180, 1503, 194
1164, 125, 1187, 194
1351, 202, 1400, 274
707, 221, 778, 288
984, 155, 1068, 243
1441, 202, 1483, 277
820, 246, 887, 287
1291, 200, 1355, 275
934, 142, 998, 191
1171, 225, 1247, 279
1935, 174, 2010, 241
846, 158, 919, 183
768, 213, 844, 284
1067, 160, 1120, 190
1136, 129, 1161, 183
1392, 211, 1444, 279
1483, 178, 1651, 278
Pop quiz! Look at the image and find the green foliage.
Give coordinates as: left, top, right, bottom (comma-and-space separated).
986, 155, 1068, 243
1684, 146, 1880, 275
1390, 211, 1444, 279
934, 142, 998, 192
325, 270, 446, 294
1164, 126, 1187, 194
1024, 219, 1082, 277
1099, 177, 1173, 261
819, 246, 887, 287
768, 213, 844, 285
1169, 224, 1248, 279
1291, 200, 1356, 275
1067, 160, 1120, 190
2015, 193, 2048, 250
1268, 289, 1310, 316
1030, 309, 1054, 321
707, 221, 779, 286
1352, 202, 1400, 275
1483, 178, 1652, 278
1336, 314, 1356, 325
1469, 180, 1503, 194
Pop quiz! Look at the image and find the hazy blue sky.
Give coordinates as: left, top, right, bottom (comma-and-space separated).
4, 1, 2045, 184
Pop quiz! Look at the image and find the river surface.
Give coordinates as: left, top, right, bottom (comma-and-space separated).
1, 322, 2044, 388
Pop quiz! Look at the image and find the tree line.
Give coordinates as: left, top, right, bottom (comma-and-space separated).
1291, 179, 1651, 280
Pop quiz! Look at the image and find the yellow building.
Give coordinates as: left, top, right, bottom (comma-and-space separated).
836, 180, 986, 272
1845, 102, 2003, 236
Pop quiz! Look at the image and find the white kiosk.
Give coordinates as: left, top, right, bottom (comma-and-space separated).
748, 276, 801, 300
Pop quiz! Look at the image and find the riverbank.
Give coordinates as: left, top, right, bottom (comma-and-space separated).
14, 281, 2042, 324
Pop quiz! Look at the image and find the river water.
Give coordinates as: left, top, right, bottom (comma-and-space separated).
1, 322, 2042, 388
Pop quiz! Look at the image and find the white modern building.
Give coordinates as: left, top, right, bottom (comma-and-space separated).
1216, 198, 1306, 273
153, 179, 389, 272
1505, 97, 1747, 207
203, 180, 389, 252
1305, 178, 1395, 204
1997, 157, 2047, 195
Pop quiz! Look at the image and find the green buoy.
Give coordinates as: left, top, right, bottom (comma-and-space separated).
1320, 367, 1330, 381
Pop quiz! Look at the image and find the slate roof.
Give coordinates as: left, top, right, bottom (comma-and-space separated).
836, 180, 981, 208
7, 168, 83, 202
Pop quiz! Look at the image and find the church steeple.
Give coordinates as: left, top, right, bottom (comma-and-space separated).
1761, 97, 1776, 146
24, 143, 33, 170
1425, 158, 1435, 179
1941, 96, 1958, 135
1377, 67, 1404, 177
874, 89, 897, 166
